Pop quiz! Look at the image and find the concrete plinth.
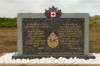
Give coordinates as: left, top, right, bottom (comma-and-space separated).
12, 52, 95, 59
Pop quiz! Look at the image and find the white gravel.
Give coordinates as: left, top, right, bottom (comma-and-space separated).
0, 52, 100, 64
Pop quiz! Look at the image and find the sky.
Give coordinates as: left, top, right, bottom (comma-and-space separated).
0, 0, 100, 18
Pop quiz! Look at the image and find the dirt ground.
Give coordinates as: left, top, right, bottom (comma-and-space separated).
90, 27, 100, 53
0, 28, 17, 55
0, 27, 100, 55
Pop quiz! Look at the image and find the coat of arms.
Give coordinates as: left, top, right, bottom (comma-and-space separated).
47, 32, 59, 48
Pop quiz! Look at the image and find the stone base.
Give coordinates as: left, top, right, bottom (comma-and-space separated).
12, 52, 95, 59
0, 64, 100, 66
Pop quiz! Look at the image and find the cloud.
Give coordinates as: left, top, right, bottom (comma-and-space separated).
58, 0, 100, 15
0, 0, 100, 17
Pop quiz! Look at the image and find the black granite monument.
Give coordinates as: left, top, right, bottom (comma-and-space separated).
12, 6, 95, 59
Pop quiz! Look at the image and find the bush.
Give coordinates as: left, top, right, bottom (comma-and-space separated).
0, 17, 17, 28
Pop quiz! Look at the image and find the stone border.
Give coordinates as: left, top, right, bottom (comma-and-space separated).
17, 13, 89, 56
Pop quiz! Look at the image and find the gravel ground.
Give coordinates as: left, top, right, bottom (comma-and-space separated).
0, 52, 100, 64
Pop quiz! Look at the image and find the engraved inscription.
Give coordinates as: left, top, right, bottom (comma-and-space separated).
22, 18, 84, 55
25, 23, 50, 45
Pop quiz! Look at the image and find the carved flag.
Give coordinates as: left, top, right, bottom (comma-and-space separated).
48, 12, 58, 17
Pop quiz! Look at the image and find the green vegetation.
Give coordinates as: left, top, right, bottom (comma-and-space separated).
90, 15, 100, 28
0, 15, 100, 28
0, 17, 17, 28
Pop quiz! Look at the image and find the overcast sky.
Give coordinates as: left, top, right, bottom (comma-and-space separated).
0, 0, 100, 17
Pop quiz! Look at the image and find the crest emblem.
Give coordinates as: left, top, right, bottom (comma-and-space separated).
47, 32, 59, 48
44, 6, 62, 18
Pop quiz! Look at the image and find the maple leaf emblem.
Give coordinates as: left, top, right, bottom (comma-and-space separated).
44, 6, 62, 18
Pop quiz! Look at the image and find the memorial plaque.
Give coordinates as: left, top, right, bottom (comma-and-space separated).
12, 6, 95, 59
22, 18, 84, 55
